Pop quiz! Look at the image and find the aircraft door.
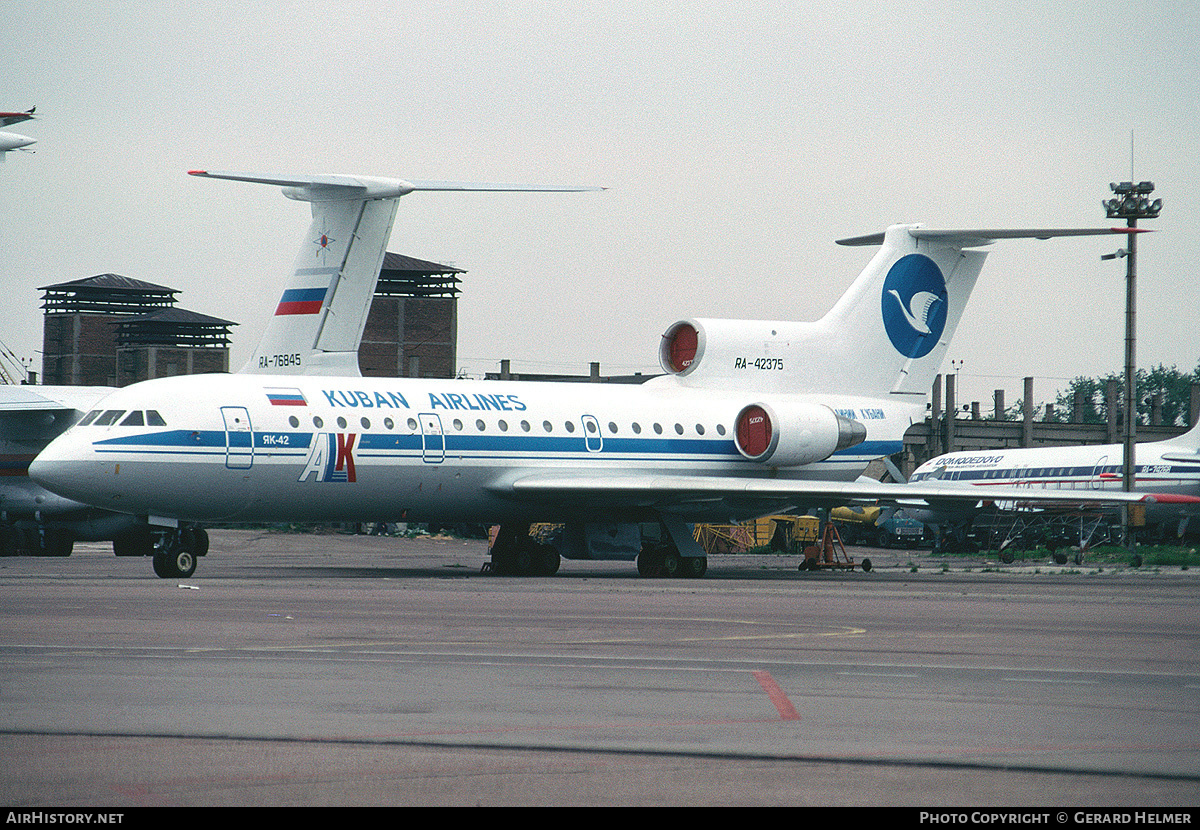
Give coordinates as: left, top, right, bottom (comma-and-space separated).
220, 406, 254, 470
581, 414, 603, 452
1090, 455, 1110, 490
420, 413, 445, 463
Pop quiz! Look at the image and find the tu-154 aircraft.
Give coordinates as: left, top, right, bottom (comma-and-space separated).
28, 169, 1181, 579
902, 421, 1200, 555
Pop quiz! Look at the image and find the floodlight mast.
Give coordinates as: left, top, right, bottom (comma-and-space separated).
1103, 180, 1162, 553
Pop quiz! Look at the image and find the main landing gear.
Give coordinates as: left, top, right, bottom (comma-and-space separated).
486, 524, 561, 576
636, 540, 707, 578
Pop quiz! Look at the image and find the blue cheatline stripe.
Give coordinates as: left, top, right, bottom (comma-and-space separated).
89, 430, 903, 470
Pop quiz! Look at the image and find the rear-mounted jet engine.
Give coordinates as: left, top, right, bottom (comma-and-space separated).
733, 401, 866, 467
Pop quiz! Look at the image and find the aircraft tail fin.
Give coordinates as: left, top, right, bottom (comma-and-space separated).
189, 171, 601, 376
661, 225, 1135, 398
823, 226, 1142, 396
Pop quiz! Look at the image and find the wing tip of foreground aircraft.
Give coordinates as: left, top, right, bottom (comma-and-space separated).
836, 226, 1152, 247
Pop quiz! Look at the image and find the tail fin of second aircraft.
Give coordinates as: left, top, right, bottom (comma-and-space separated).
659, 225, 1136, 398
189, 171, 601, 376
825, 226, 1140, 397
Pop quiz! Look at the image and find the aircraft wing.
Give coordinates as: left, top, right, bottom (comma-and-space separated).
495, 474, 1199, 518
0, 385, 113, 412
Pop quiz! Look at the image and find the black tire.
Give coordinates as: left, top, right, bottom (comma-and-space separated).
153, 545, 196, 579
679, 556, 707, 578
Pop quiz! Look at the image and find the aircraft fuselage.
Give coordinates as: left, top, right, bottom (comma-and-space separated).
31, 372, 914, 526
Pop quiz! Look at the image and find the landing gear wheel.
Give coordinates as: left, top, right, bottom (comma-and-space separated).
153, 546, 196, 579
153, 530, 198, 579
860, 557, 872, 573
679, 556, 707, 578
661, 550, 680, 577
637, 550, 662, 577
533, 544, 561, 577
38, 529, 74, 557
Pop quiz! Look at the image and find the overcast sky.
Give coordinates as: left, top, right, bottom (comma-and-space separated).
3, 1, 1197, 410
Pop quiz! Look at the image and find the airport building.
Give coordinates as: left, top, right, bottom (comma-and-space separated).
358, 253, 462, 380
39, 253, 463, 387
39, 274, 235, 387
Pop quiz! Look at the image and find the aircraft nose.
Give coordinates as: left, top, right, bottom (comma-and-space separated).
28, 436, 101, 503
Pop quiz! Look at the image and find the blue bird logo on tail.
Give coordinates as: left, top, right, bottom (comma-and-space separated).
881, 254, 947, 358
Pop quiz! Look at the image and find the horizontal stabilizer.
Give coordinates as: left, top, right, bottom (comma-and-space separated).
836, 227, 1149, 248
189, 170, 602, 202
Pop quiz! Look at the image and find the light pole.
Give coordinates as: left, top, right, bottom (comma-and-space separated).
1102, 181, 1161, 552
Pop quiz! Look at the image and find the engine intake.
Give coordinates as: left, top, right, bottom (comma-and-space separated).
734, 401, 867, 467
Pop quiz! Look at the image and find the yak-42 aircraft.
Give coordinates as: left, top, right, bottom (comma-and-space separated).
29, 170, 1181, 579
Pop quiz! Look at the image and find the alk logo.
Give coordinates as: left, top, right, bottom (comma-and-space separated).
880, 254, 947, 359
299, 433, 357, 483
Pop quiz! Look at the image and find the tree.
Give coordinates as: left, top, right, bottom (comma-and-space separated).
1050, 363, 1200, 427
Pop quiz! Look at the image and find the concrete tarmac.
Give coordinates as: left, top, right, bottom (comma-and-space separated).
1, 529, 1198, 807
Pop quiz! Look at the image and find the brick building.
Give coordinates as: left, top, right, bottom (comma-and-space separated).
40, 275, 235, 387
358, 253, 462, 379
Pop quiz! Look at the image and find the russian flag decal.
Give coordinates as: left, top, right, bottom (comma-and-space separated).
266, 388, 307, 407
275, 287, 326, 316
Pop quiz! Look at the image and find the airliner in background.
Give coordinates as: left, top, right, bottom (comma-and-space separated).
0, 108, 37, 159
29, 169, 1172, 578
904, 422, 1200, 555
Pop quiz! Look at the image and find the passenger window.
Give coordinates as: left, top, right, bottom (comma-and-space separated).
120, 411, 144, 426
564, 421, 576, 433
608, 422, 618, 434
146, 410, 166, 426
632, 423, 642, 434
543, 420, 553, 432
361, 417, 371, 429
476, 419, 486, 431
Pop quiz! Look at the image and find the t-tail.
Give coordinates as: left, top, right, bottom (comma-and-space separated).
656, 224, 1140, 399
189, 171, 602, 376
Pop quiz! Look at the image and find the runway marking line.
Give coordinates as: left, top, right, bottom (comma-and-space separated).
752, 670, 801, 721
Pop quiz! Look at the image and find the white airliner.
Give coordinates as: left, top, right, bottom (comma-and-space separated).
0, 108, 37, 159
904, 422, 1200, 549
29, 170, 1173, 579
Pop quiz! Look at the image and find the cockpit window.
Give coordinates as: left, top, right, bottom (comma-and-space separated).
121, 411, 145, 426
94, 410, 126, 426
146, 410, 167, 426
78, 410, 101, 426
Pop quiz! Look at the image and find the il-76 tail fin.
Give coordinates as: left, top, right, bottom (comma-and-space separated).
189, 171, 601, 376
